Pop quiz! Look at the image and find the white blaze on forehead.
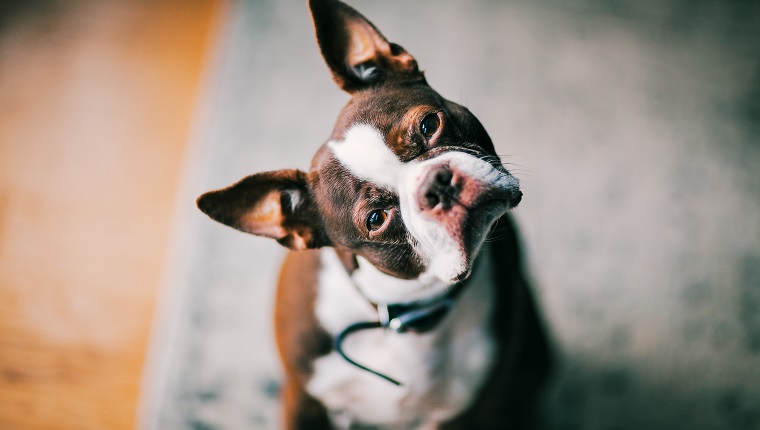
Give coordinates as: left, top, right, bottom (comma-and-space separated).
328, 124, 405, 189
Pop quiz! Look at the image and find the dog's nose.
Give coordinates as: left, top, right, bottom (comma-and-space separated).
510, 190, 523, 208
419, 165, 457, 210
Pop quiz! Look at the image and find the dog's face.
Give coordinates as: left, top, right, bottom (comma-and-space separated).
197, 0, 521, 283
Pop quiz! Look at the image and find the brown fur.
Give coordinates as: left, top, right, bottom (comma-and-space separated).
271, 217, 552, 429
196, 0, 552, 427
274, 249, 332, 428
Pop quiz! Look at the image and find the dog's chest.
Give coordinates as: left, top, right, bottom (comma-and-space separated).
306, 249, 497, 429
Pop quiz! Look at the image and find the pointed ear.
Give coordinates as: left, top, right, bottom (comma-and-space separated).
196, 170, 329, 250
309, 0, 424, 92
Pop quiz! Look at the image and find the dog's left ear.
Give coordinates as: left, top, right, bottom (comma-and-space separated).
196, 169, 329, 250
309, 0, 424, 92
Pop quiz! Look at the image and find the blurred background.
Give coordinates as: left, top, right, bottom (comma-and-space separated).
0, 0, 220, 428
1, 0, 759, 429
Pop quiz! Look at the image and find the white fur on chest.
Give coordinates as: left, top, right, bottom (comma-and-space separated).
307, 248, 497, 429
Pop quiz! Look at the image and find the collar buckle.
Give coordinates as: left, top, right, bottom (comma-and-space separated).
385, 299, 455, 333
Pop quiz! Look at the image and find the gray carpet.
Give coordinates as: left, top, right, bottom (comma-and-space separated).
141, 0, 760, 429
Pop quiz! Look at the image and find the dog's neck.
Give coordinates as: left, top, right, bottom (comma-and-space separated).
327, 245, 487, 386
348, 254, 455, 305
328, 242, 492, 385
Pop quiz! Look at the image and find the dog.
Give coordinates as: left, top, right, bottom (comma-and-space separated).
197, 0, 551, 428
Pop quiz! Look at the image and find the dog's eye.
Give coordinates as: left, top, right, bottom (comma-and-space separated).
366, 210, 388, 232
420, 113, 440, 139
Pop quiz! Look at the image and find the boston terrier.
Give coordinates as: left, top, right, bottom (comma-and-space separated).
197, 0, 551, 428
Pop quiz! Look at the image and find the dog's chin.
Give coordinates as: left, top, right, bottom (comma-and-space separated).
424, 242, 479, 285
429, 252, 477, 284
426, 250, 468, 284
434, 204, 508, 283
437, 246, 480, 284
409, 184, 517, 283
453, 266, 476, 282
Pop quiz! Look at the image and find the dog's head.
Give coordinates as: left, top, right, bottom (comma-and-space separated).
197, 0, 521, 283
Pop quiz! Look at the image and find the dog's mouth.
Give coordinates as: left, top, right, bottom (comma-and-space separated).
409, 198, 514, 283
405, 154, 521, 283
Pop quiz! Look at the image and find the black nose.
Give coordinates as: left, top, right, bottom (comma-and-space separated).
420, 166, 457, 210
510, 190, 523, 208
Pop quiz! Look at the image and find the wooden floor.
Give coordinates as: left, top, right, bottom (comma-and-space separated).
0, 1, 220, 428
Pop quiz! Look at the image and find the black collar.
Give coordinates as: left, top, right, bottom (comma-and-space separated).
377, 280, 467, 333
334, 279, 468, 386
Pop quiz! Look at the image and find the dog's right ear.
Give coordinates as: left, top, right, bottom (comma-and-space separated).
196, 169, 329, 250
309, 0, 424, 92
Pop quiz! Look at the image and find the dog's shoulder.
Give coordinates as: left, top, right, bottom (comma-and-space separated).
274, 250, 333, 382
